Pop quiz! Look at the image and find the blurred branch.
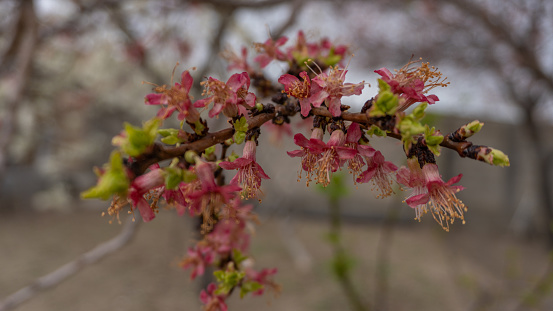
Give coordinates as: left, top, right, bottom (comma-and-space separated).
197, 6, 236, 80
322, 175, 369, 311
0, 0, 37, 177
0, 216, 140, 311
272, 0, 305, 38
442, 0, 553, 89
374, 204, 399, 311
104, 2, 165, 83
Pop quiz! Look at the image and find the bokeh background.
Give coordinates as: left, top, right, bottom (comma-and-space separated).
1, 0, 553, 310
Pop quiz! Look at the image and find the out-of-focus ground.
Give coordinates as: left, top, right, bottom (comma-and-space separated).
1, 205, 551, 311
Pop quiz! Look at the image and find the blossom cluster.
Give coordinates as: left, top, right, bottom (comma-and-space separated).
82, 31, 509, 310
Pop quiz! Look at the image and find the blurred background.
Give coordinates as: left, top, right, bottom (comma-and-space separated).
1, 0, 553, 310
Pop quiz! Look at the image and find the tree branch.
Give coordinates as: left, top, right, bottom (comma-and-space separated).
129, 102, 504, 176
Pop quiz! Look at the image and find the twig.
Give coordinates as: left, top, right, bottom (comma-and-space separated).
129, 102, 499, 177
0, 216, 140, 311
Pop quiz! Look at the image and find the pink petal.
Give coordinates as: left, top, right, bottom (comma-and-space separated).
405, 193, 430, 207
299, 98, 313, 117
244, 92, 256, 107
194, 97, 210, 108
395, 167, 411, 186
275, 36, 288, 46
278, 74, 299, 88
374, 68, 393, 80
308, 89, 329, 108
292, 133, 310, 147
358, 145, 376, 157
227, 72, 248, 90
145, 93, 167, 106
356, 168, 376, 184
287, 149, 305, 157
136, 198, 156, 222
346, 122, 362, 143
426, 94, 439, 104
445, 173, 463, 186
255, 163, 270, 179
208, 103, 224, 118
180, 71, 194, 92
336, 147, 357, 159
328, 96, 342, 117
254, 54, 272, 68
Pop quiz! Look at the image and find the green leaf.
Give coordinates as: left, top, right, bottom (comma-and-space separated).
228, 151, 240, 162
396, 114, 425, 152
366, 125, 387, 137
182, 169, 197, 183
193, 120, 205, 136
234, 131, 246, 145
204, 145, 216, 156
163, 167, 182, 190
232, 117, 248, 145
161, 135, 181, 145
81, 151, 129, 200
412, 102, 428, 120
233, 116, 248, 133
491, 149, 510, 167
232, 249, 248, 266
369, 80, 399, 117
424, 126, 444, 156
466, 120, 484, 134
116, 118, 161, 157
240, 281, 263, 298
323, 55, 342, 67
377, 78, 391, 92
158, 128, 179, 137
213, 270, 245, 295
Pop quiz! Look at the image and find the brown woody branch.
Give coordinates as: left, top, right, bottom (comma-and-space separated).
128, 102, 496, 176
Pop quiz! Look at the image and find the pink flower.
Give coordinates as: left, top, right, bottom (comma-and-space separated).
356, 151, 398, 198
144, 70, 199, 123
223, 46, 252, 73
375, 58, 448, 111
245, 267, 279, 296
206, 218, 250, 255
311, 67, 365, 117
187, 160, 242, 233
180, 244, 215, 280
287, 127, 324, 186
286, 31, 348, 65
397, 159, 466, 231
219, 140, 270, 200
194, 73, 256, 118
344, 122, 374, 182
254, 36, 288, 68
278, 72, 328, 117
128, 166, 165, 222
308, 129, 358, 187
200, 283, 228, 311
